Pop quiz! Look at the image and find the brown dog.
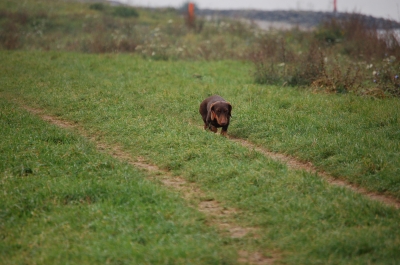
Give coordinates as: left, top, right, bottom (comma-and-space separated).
199, 95, 232, 136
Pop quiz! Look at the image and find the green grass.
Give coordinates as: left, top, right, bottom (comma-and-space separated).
234, 89, 400, 196
0, 99, 239, 264
1, 50, 399, 198
1, 50, 400, 264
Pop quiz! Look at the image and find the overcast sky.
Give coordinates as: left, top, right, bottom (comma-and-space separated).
121, 0, 400, 21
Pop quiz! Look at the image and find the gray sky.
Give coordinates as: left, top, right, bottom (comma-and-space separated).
121, 0, 400, 21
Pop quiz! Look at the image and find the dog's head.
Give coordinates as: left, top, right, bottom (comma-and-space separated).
210, 101, 232, 126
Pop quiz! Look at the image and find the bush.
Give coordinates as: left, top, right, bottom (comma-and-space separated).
314, 19, 343, 44
112, 6, 139, 18
250, 36, 294, 85
372, 56, 400, 97
89, 3, 105, 11
250, 13, 400, 97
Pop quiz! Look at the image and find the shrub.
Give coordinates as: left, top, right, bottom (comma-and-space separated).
288, 42, 326, 86
112, 6, 139, 18
316, 14, 400, 61
250, 12, 400, 97
250, 36, 294, 85
0, 21, 21, 50
89, 3, 105, 11
372, 56, 400, 97
314, 18, 344, 44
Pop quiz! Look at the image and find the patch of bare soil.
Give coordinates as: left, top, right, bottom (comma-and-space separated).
18, 104, 276, 265
229, 136, 400, 209
238, 250, 278, 265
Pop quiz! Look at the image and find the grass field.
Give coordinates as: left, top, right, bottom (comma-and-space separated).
1, 50, 400, 264
1, 0, 400, 263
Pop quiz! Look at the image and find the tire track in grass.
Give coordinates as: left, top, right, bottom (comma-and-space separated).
19, 104, 278, 265
227, 136, 400, 209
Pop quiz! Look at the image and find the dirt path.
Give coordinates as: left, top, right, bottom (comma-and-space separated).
9, 101, 400, 264
19, 105, 277, 265
228, 136, 400, 209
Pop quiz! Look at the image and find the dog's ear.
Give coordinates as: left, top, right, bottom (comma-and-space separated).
226, 102, 232, 117
209, 102, 218, 120
211, 110, 216, 120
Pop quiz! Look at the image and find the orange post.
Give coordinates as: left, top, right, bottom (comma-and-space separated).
187, 2, 195, 28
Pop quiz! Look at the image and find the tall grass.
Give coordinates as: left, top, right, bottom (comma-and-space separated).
0, 0, 256, 60
251, 14, 400, 97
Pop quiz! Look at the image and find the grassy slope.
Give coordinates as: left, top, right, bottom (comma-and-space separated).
1, 50, 400, 264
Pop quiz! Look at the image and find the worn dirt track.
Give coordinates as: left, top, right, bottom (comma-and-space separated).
19, 104, 278, 265
228, 136, 400, 209
7, 100, 400, 264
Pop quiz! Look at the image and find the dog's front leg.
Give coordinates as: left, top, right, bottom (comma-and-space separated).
209, 125, 218, 133
221, 126, 228, 136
